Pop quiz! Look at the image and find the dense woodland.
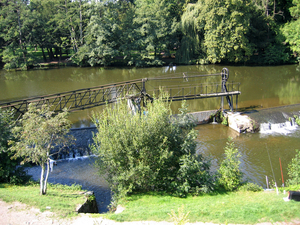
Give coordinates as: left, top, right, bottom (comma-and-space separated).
1, 0, 300, 70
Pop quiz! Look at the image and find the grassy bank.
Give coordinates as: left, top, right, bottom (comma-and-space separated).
105, 190, 300, 224
0, 182, 87, 218
1, 183, 300, 224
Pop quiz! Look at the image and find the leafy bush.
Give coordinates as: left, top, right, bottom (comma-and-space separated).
238, 182, 263, 192
217, 138, 243, 191
92, 98, 213, 201
0, 108, 30, 184
287, 149, 300, 186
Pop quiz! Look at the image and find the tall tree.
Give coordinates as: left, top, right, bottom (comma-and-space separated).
0, 0, 34, 69
178, 0, 286, 64
282, 0, 300, 59
73, 1, 138, 66
9, 104, 73, 195
180, 0, 257, 64
134, 0, 176, 63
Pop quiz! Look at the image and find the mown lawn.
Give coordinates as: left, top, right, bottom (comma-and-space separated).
1, 183, 300, 224
105, 190, 300, 224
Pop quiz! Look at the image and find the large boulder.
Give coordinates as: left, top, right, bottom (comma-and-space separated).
227, 112, 258, 133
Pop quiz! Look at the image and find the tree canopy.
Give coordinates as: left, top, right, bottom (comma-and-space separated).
9, 104, 73, 195
0, 0, 298, 69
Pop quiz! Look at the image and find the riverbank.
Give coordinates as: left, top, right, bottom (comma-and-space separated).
0, 200, 220, 225
2, 180, 300, 224
1, 197, 300, 225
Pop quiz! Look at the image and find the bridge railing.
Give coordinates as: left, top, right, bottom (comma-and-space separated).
0, 68, 241, 116
0, 79, 145, 118
147, 82, 240, 101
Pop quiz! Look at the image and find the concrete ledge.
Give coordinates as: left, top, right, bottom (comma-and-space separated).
76, 191, 98, 214
188, 110, 217, 125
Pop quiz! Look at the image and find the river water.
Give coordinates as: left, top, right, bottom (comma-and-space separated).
1, 64, 300, 211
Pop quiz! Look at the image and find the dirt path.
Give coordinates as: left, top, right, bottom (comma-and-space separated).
0, 200, 299, 225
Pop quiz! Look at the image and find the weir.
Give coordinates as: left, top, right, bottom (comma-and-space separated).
0, 68, 240, 118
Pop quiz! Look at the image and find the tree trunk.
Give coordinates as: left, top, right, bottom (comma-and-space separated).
41, 47, 47, 62
40, 165, 45, 195
79, 0, 83, 45
17, 8, 26, 65
59, 47, 62, 61
65, 0, 78, 53
43, 159, 50, 195
47, 48, 53, 61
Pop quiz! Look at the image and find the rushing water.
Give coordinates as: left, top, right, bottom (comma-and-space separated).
2, 64, 300, 211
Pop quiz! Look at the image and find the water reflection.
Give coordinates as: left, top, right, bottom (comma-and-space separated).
196, 123, 300, 187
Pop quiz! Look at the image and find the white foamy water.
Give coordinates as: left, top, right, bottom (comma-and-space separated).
259, 121, 298, 135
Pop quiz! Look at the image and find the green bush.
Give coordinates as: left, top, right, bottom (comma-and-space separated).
287, 149, 300, 186
238, 182, 263, 192
0, 108, 30, 184
217, 138, 243, 191
92, 98, 213, 202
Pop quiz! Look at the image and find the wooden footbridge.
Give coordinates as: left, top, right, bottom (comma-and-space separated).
0, 68, 240, 118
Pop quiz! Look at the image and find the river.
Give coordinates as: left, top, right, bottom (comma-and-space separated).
1, 64, 300, 210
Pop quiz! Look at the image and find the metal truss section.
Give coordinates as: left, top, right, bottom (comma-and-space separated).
0, 79, 146, 117
0, 68, 241, 117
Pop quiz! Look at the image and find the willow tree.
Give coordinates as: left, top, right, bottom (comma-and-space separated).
176, 3, 202, 64
179, 0, 266, 64
9, 104, 73, 195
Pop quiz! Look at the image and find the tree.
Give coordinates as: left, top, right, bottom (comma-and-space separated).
9, 104, 73, 195
282, 0, 300, 60
92, 97, 213, 203
217, 138, 243, 191
0, 0, 36, 70
73, 1, 138, 66
134, 0, 176, 64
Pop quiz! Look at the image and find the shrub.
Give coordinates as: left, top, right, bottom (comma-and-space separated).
0, 108, 30, 184
238, 182, 263, 192
92, 98, 213, 201
287, 149, 300, 186
217, 138, 243, 191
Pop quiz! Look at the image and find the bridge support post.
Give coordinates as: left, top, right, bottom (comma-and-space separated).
221, 68, 234, 112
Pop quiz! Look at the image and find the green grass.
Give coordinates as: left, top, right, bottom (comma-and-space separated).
0, 182, 87, 218
104, 190, 300, 224
1, 183, 300, 224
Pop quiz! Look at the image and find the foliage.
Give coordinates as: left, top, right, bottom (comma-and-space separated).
0, 0, 296, 67
210, 110, 228, 125
287, 149, 300, 185
180, 0, 267, 64
9, 104, 73, 195
0, 108, 30, 184
238, 182, 263, 192
168, 205, 190, 225
282, 0, 300, 59
292, 115, 300, 125
92, 98, 213, 202
217, 138, 243, 191
262, 43, 290, 65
